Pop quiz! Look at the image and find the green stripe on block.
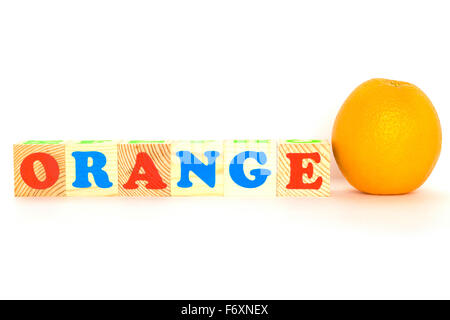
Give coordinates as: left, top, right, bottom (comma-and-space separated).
23, 140, 63, 144
286, 139, 322, 144
233, 139, 269, 143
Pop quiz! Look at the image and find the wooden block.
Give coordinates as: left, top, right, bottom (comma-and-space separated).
118, 140, 171, 197
171, 140, 224, 196
277, 139, 330, 197
224, 140, 276, 197
65, 140, 119, 197
14, 140, 66, 197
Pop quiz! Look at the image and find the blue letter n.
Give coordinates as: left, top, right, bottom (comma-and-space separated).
176, 151, 220, 188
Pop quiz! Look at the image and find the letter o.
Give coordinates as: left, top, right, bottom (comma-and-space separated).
20, 152, 60, 189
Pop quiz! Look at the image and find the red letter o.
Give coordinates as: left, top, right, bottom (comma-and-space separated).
20, 153, 60, 189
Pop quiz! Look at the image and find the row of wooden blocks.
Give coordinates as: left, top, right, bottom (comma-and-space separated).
14, 140, 330, 197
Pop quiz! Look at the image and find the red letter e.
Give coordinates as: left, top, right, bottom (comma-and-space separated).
286, 152, 322, 190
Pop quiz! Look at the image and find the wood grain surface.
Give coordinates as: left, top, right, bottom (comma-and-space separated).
14, 141, 66, 197
118, 142, 171, 196
277, 140, 330, 197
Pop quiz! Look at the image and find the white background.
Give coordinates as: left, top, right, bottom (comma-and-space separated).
0, 0, 449, 299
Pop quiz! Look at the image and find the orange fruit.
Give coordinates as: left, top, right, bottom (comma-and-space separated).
332, 78, 442, 194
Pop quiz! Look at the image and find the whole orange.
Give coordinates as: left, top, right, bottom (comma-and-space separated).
332, 78, 442, 194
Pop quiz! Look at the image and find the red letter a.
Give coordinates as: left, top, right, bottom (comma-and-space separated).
286, 152, 322, 190
123, 152, 167, 190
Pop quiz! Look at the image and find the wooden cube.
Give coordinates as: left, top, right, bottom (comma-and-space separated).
277, 139, 330, 197
224, 140, 276, 197
65, 140, 119, 197
171, 140, 224, 196
118, 140, 171, 197
14, 140, 66, 197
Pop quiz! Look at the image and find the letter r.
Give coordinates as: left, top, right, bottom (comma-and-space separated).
72, 151, 113, 188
